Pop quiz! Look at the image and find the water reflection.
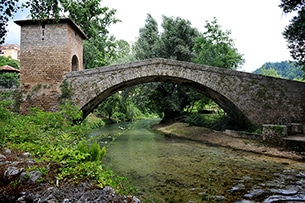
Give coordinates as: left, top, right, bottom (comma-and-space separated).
94, 119, 305, 202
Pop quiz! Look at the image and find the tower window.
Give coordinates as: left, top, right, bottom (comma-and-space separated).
71, 55, 79, 71
41, 24, 45, 40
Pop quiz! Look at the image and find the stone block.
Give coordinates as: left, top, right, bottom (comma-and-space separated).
262, 124, 287, 146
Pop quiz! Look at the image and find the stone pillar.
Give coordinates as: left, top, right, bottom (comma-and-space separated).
262, 124, 287, 146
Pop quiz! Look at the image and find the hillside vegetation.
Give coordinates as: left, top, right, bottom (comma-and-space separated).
253, 61, 304, 80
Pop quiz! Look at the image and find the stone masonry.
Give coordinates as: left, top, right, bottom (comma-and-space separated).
65, 58, 305, 128
15, 18, 87, 114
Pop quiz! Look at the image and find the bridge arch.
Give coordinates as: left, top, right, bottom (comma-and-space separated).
65, 58, 305, 127
79, 75, 252, 128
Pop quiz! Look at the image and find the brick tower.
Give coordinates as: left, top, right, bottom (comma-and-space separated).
15, 18, 87, 113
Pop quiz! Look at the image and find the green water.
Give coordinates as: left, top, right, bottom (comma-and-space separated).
94, 119, 305, 202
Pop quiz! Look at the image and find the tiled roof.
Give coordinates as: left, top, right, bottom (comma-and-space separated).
0, 65, 20, 72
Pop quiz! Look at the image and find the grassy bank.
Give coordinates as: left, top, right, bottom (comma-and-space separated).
0, 100, 134, 195
155, 122, 304, 160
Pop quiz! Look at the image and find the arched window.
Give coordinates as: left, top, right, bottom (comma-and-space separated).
71, 55, 79, 71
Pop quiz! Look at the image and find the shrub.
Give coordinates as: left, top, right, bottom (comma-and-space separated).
1, 102, 132, 194
0, 72, 19, 88
184, 113, 230, 131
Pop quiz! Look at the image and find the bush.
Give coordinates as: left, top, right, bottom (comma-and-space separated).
0, 72, 19, 88
184, 113, 230, 131
1, 102, 132, 194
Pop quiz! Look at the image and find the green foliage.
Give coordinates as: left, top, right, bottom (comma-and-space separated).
97, 93, 122, 120
253, 61, 304, 80
0, 99, 13, 121
132, 15, 204, 123
86, 114, 105, 128
0, 56, 20, 88
0, 56, 20, 69
193, 17, 244, 69
24, 0, 61, 21
158, 15, 199, 61
111, 39, 135, 64
59, 80, 72, 101
280, 0, 305, 69
0, 72, 19, 88
0, 0, 19, 44
0, 101, 132, 193
184, 113, 230, 131
131, 15, 244, 123
259, 66, 282, 78
95, 91, 148, 123
60, 0, 120, 68
133, 14, 160, 60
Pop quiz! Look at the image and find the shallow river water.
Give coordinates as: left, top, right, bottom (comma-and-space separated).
93, 119, 305, 203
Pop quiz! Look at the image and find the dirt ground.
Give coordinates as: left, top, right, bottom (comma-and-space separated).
155, 122, 305, 161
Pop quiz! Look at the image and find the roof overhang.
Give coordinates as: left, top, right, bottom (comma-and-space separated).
14, 18, 88, 40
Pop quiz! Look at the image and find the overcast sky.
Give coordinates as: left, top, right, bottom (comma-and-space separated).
5, 0, 295, 72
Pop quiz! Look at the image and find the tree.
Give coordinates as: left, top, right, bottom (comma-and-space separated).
158, 16, 199, 61
96, 93, 122, 120
253, 61, 304, 80
133, 13, 160, 60
193, 17, 244, 69
279, 0, 305, 70
132, 15, 201, 123
0, 56, 20, 88
26, 0, 61, 20
0, 56, 20, 69
111, 39, 135, 64
259, 66, 282, 78
0, 0, 19, 44
59, 0, 120, 68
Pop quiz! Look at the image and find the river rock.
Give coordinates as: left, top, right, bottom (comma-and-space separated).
4, 149, 12, 155
228, 183, 245, 193
3, 166, 24, 182
20, 170, 42, 184
296, 171, 305, 178
0, 153, 6, 161
20, 152, 31, 158
243, 188, 267, 199
15, 184, 142, 203
269, 187, 299, 196
263, 194, 305, 203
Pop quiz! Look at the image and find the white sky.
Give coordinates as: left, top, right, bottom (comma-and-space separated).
5, 0, 294, 72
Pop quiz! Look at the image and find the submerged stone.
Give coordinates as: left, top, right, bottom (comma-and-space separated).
244, 188, 266, 198
263, 194, 305, 203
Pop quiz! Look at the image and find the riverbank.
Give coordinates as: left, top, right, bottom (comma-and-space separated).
155, 122, 305, 161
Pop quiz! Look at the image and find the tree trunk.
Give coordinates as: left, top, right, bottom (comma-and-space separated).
160, 110, 180, 124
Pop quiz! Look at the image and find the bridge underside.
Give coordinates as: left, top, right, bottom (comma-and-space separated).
80, 76, 254, 130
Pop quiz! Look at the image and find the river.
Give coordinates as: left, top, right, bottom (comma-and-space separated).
92, 119, 305, 203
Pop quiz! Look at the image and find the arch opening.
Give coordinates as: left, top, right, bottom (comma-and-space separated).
71, 55, 79, 71
80, 75, 255, 131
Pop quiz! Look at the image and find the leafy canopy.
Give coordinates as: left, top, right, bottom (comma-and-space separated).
0, 0, 20, 44
193, 17, 244, 69
131, 14, 244, 123
279, 0, 305, 70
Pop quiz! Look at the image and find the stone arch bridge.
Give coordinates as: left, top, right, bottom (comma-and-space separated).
65, 58, 305, 128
